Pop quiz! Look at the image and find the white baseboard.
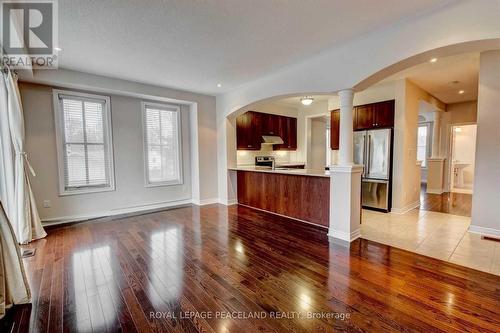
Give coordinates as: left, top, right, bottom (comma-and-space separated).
426, 188, 445, 194
468, 225, 500, 237
327, 228, 361, 242
391, 200, 420, 214
218, 198, 237, 206
42, 198, 193, 226
192, 198, 219, 206
451, 188, 473, 194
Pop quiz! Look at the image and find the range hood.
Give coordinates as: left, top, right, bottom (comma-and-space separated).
261, 135, 284, 145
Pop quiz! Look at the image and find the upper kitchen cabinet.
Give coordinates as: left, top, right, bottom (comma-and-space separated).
261, 113, 280, 135
274, 116, 297, 150
236, 111, 262, 150
373, 100, 395, 128
236, 111, 297, 150
354, 100, 395, 130
330, 100, 395, 149
330, 109, 340, 150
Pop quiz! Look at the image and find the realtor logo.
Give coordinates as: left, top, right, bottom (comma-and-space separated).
1, 0, 58, 69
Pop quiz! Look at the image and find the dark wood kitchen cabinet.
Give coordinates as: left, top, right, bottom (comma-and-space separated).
236, 111, 262, 150
330, 109, 340, 150
261, 113, 280, 136
274, 116, 297, 150
354, 100, 395, 130
330, 100, 394, 150
236, 111, 297, 150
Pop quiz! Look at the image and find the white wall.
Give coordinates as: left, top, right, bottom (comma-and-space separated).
471, 50, 500, 235
20, 69, 218, 221
392, 79, 446, 213
309, 118, 327, 170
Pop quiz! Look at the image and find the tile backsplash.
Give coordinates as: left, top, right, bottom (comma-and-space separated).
237, 146, 299, 165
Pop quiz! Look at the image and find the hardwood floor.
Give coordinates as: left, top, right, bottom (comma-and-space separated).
420, 184, 472, 217
3, 204, 499, 332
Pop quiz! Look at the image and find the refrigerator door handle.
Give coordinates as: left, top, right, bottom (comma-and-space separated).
366, 134, 371, 178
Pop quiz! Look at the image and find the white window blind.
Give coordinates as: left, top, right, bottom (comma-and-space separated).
53, 90, 115, 195
142, 102, 182, 186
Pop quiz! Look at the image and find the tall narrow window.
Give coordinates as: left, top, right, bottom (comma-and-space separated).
53, 90, 114, 195
417, 123, 432, 168
142, 102, 182, 186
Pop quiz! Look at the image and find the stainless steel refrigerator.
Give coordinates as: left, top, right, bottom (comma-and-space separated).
354, 128, 392, 211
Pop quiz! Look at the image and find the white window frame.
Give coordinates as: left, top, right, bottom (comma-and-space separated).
141, 101, 183, 187
53, 89, 115, 196
417, 122, 433, 169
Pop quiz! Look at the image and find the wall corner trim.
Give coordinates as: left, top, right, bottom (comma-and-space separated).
468, 225, 500, 237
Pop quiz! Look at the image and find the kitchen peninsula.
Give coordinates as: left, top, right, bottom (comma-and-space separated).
230, 166, 330, 227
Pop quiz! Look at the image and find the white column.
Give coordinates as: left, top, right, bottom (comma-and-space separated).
431, 111, 441, 158
328, 89, 363, 243
338, 89, 354, 165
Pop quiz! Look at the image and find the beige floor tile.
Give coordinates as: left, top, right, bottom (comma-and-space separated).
449, 252, 493, 273
360, 209, 499, 276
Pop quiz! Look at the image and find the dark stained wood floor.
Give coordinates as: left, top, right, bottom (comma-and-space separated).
3, 204, 499, 332
419, 184, 472, 217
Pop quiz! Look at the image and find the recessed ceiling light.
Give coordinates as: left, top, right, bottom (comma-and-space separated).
429, 58, 437, 63
300, 97, 314, 106
54, 47, 62, 51
458, 90, 465, 94
217, 83, 222, 88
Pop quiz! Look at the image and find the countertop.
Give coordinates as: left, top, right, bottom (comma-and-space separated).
229, 165, 330, 178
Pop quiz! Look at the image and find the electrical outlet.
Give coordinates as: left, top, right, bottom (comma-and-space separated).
43, 200, 51, 208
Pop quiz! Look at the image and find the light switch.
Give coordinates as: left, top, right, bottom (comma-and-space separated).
43, 200, 51, 208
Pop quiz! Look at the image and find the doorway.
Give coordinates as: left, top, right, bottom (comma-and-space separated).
450, 124, 477, 194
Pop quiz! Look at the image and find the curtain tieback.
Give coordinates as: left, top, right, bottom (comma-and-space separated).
17, 152, 36, 177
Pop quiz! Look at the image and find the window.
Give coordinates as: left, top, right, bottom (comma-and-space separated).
53, 90, 115, 195
142, 102, 182, 186
417, 122, 432, 168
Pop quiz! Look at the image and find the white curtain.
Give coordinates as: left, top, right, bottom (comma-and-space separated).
0, 70, 46, 244
0, 202, 31, 319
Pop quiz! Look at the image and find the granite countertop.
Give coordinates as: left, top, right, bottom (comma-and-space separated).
228, 165, 330, 178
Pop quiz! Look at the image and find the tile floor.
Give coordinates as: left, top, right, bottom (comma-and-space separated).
361, 209, 500, 275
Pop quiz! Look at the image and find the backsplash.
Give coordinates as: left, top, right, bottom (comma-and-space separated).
237, 146, 299, 165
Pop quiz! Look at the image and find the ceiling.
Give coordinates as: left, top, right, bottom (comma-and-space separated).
56, 0, 450, 95
383, 53, 479, 104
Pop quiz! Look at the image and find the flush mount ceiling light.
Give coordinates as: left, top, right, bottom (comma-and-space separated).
429, 58, 438, 63
300, 97, 314, 106
458, 90, 465, 94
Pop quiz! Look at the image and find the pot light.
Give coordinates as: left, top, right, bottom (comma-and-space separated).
458, 90, 465, 94
300, 97, 314, 106
429, 58, 437, 63
217, 83, 222, 88
454, 127, 462, 132
54, 47, 62, 51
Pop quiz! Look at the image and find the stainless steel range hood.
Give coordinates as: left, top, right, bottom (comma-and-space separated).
261, 135, 284, 145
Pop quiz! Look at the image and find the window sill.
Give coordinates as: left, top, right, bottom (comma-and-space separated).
145, 180, 183, 188
59, 185, 116, 196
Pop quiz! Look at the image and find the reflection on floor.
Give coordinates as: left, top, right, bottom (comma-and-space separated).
361, 209, 500, 275
419, 184, 472, 217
